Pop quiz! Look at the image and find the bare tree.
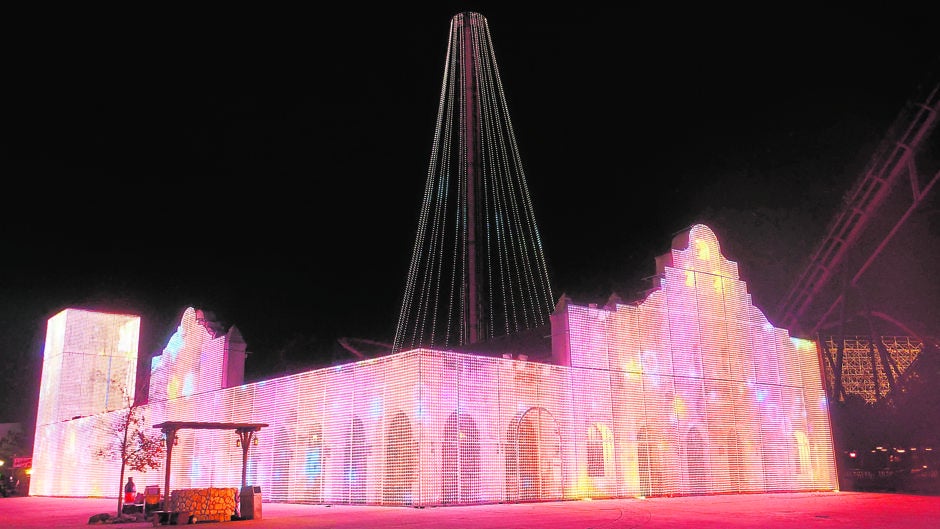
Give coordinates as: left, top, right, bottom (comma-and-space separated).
94, 384, 165, 517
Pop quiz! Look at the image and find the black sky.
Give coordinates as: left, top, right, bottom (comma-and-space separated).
3, 4, 939, 428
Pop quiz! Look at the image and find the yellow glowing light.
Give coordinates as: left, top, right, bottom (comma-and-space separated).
568, 471, 599, 500
673, 396, 687, 419
623, 359, 642, 376
168, 376, 180, 400
695, 239, 711, 261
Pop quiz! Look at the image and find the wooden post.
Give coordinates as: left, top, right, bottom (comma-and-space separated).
161, 426, 177, 512
237, 429, 255, 489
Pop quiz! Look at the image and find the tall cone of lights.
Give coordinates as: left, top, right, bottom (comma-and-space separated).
393, 12, 554, 353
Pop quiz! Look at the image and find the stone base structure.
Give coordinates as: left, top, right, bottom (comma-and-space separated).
167, 487, 237, 523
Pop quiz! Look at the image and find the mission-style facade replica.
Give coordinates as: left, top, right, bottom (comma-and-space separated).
30, 224, 839, 506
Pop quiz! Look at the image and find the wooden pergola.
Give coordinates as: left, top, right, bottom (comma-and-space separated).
152, 421, 268, 507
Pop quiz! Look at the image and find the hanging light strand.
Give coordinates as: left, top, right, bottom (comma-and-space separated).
393, 12, 554, 353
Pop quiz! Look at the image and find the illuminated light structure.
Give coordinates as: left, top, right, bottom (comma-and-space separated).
36, 309, 141, 425
31, 225, 838, 504
32, 309, 140, 498
819, 335, 923, 404
552, 225, 837, 496
149, 307, 247, 403
393, 11, 555, 354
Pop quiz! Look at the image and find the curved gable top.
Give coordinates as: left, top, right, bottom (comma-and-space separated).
656, 224, 740, 282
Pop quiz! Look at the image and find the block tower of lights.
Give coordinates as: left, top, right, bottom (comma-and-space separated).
36, 308, 141, 427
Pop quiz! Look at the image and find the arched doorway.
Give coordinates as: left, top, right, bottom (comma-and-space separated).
725, 429, 744, 492
304, 424, 324, 503
270, 425, 291, 501
342, 417, 367, 504
637, 426, 664, 497
686, 427, 707, 495
384, 412, 416, 505
794, 430, 811, 477
586, 423, 613, 479
505, 407, 562, 502
441, 412, 481, 504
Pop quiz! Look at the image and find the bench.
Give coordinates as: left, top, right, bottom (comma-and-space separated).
121, 499, 143, 515
122, 489, 150, 515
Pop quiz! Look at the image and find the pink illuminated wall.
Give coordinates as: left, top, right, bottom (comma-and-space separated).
551, 225, 837, 495
149, 308, 245, 403
30, 225, 838, 504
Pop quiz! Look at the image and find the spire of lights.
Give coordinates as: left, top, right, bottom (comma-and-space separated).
393, 12, 554, 353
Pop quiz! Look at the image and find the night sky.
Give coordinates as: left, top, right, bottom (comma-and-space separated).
3, 4, 938, 431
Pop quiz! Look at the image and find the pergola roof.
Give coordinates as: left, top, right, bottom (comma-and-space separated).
153, 421, 268, 432
152, 421, 269, 505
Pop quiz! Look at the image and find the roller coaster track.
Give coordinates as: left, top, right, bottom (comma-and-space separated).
777, 76, 940, 337
776, 71, 939, 402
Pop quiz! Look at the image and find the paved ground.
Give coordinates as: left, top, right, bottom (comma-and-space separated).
1, 491, 938, 528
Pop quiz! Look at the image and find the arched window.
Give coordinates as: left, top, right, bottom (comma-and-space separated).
794, 430, 811, 476
342, 417, 367, 504
586, 423, 613, 477
384, 411, 415, 505
506, 407, 563, 501
441, 412, 481, 504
